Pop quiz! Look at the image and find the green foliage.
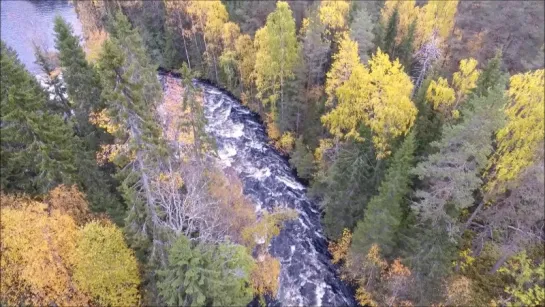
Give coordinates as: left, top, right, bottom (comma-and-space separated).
289, 137, 316, 180
54, 16, 104, 148
315, 131, 385, 239
382, 7, 399, 56
53, 16, 124, 223
351, 131, 415, 258
412, 86, 507, 237
413, 76, 443, 158
158, 235, 254, 306
0, 41, 78, 194
499, 251, 545, 306
473, 51, 505, 97
96, 10, 165, 267
349, 8, 376, 63
398, 19, 416, 71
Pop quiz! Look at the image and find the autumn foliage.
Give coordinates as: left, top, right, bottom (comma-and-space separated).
0, 188, 140, 306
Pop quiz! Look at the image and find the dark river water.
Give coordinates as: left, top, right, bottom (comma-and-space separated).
1, 0, 82, 74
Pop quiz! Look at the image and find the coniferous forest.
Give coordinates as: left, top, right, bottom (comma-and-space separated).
1, 1, 544, 306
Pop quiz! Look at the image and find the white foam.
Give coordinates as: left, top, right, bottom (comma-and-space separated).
315, 282, 327, 306
218, 143, 237, 159
276, 175, 305, 190
218, 122, 244, 138
250, 167, 271, 181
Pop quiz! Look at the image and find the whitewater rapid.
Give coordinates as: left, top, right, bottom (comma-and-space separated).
160, 72, 355, 306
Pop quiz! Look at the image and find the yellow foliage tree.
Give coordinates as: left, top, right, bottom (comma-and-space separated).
318, 0, 350, 30
234, 34, 256, 92
185, 0, 229, 81
73, 222, 140, 306
241, 208, 298, 251
329, 228, 352, 264
485, 69, 545, 194
277, 131, 295, 153
254, 1, 300, 123
0, 196, 87, 306
46, 184, 92, 226
426, 58, 480, 119
426, 77, 456, 116
382, 0, 459, 48
325, 33, 361, 107
452, 58, 480, 105
322, 49, 417, 159
250, 254, 281, 297
0, 194, 141, 306
208, 169, 257, 244
417, 0, 459, 47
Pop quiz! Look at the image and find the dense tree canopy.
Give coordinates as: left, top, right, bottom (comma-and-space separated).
3, 1, 544, 305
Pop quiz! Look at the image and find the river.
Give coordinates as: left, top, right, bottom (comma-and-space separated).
1, 0, 82, 74
2, 2, 355, 305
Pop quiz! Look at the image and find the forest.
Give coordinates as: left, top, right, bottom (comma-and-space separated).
1, 0, 544, 306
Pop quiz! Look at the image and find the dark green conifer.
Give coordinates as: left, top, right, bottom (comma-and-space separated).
1, 41, 78, 194
350, 131, 415, 258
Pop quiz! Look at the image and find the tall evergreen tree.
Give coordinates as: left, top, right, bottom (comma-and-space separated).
398, 19, 416, 71
54, 16, 105, 149
350, 131, 416, 258
315, 128, 385, 239
157, 235, 254, 306
411, 86, 507, 236
473, 50, 504, 97
0, 41, 78, 194
289, 136, 315, 181
413, 76, 443, 158
349, 8, 375, 63
97, 11, 165, 256
407, 85, 508, 304
33, 44, 70, 117
382, 7, 399, 56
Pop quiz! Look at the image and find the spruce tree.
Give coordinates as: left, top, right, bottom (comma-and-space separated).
382, 7, 399, 57
54, 16, 104, 149
473, 50, 504, 97
289, 136, 315, 180
157, 235, 254, 306
398, 19, 416, 72
33, 44, 70, 117
317, 128, 386, 239
97, 10, 166, 270
0, 41, 78, 194
350, 131, 415, 258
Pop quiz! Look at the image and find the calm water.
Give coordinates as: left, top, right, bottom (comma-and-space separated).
1, 0, 82, 74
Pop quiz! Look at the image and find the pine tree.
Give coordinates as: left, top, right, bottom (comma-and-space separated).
413, 76, 443, 158
54, 16, 105, 149
53, 17, 125, 222
350, 131, 416, 258
412, 85, 507, 238
0, 41, 78, 194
